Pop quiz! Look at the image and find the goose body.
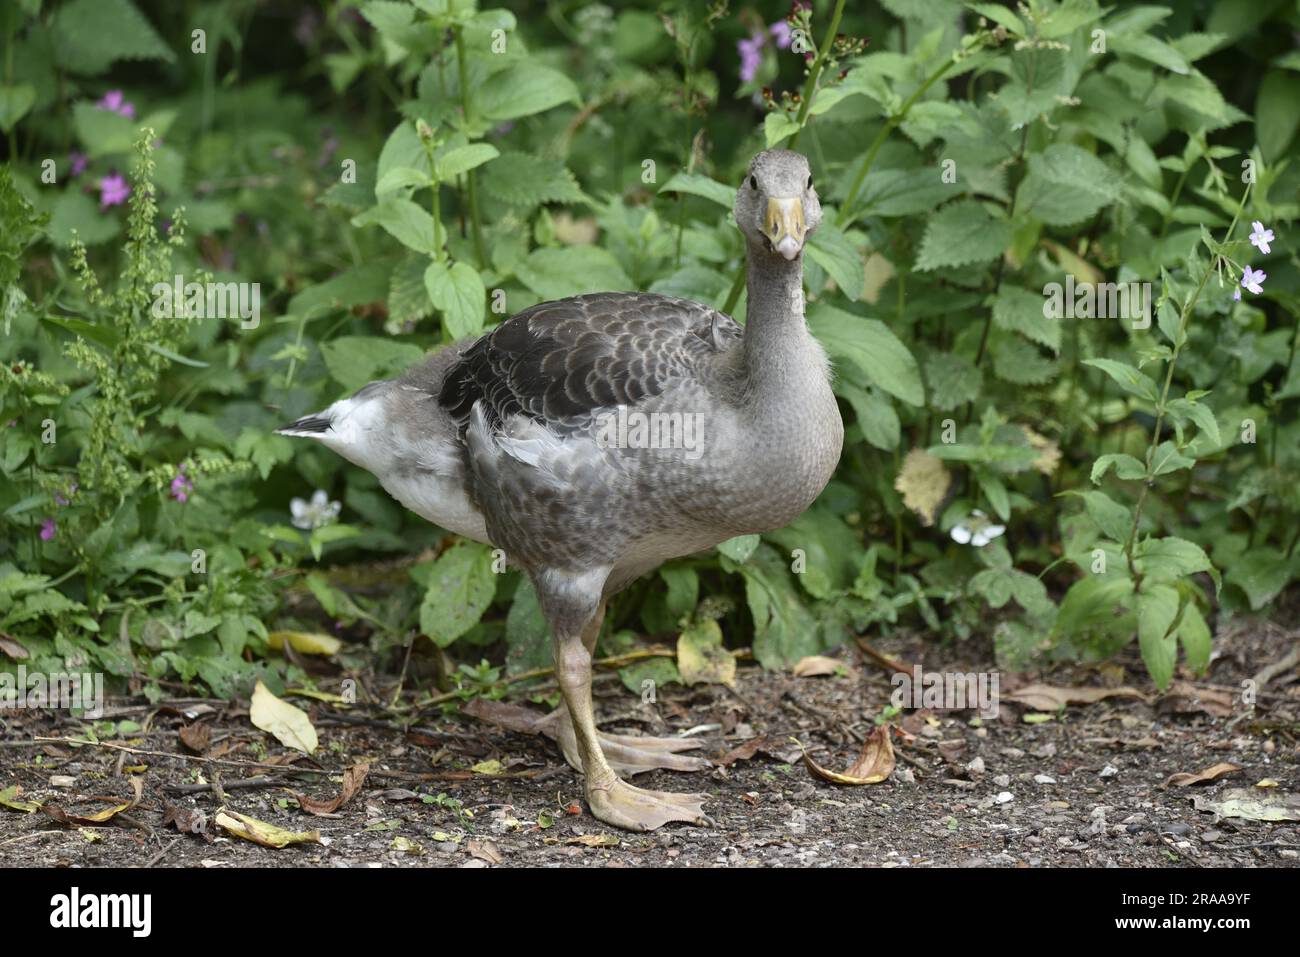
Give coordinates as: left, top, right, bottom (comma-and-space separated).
280, 149, 843, 830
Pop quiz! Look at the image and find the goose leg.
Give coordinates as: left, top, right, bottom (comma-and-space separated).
544, 580, 709, 832
542, 602, 711, 776
555, 628, 710, 831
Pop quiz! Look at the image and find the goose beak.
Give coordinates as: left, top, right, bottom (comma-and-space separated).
762, 196, 806, 260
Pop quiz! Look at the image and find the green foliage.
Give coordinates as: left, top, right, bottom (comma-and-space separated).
2, 0, 1298, 701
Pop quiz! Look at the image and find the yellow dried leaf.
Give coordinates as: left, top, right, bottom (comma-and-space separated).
250, 680, 318, 754
267, 631, 342, 656
216, 810, 321, 848
797, 725, 896, 785
676, 619, 736, 687
894, 449, 950, 527
1022, 426, 1061, 476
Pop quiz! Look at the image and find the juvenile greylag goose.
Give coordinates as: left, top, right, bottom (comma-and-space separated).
278, 148, 844, 831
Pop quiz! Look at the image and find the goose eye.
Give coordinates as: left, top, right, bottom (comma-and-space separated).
749, 175, 758, 190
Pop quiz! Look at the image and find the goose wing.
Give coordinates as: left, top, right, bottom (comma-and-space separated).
438, 292, 740, 435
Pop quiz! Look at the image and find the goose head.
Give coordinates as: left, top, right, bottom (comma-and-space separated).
734, 149, 821, 261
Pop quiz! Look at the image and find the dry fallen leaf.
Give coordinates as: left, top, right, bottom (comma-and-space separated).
161, 800, 211, 840
292, 763, 370, 816
543, 833, 620, 848
250, 680, 318, 754
215, 809, 321, 848
466, 838, 504, 864
391, 836, 425, 856
1192, 789, 1300, 823
267, 630, 343, 656
1004, 683, 1146, 711
798, 725, 895, 785
792, 655, 858, 678
0, 631, 29, 659
178, 721, 210, 753
1156, 682, 1234, 718
41, 777, 144, 826
1164, 762, 1242, 788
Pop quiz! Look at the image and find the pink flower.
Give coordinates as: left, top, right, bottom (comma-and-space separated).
738, 31, 765, 83
770, 21, 792, 49
69, 151, 88, 177
54, 482, 77, 507
98, 173, 130, 209
40, 518, 56, 541
96, 89, 136, 119
1241, 266, 1266, 296
170, 464, 193, 503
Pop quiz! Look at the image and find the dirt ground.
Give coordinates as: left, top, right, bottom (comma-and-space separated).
2, 614, 1298, 869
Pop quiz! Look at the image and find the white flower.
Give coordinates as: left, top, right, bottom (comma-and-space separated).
1248, 221, 1274, 255
290, 489, 341, 530
950, 509, 1006, 548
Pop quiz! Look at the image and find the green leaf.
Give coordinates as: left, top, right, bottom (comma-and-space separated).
352, 198, 436, 254
716, 534, 759, 563
319, 336, 426, 392
1178, 602, 1212, 674
514, 246, 633, 300
991, 337, 1057, 385
924, 351, 982, 411
47, 190, 120, 247
808, 304, 924, 406
424, 260, 485, 340
1018, 144, 1120, 226
1134, 536, 1215, 588
805, 222, 863, 300
1090, 452, 1147, 483
659, 172, 734, 208
375, 166, 431, 194
436, 143, 500, 180
850, 167, 962, 218
52, 0, 174, 75
764, 112, 801, 148
993, 286, 1061, 353
834, 381, 900, 450
965, 3, 1025, 34
417, 541, 497, 647
475, 62, 580, 121
1225, 548, 1293, 611
0, 84, 36, 133
1136, 582, 1180, 690
1110, 33, 1190, 74
481, 152, 585, 208
376, 122, 429, 199
915, 200, 1010, 272
1256, 69, 1300, 163
1054, 573, 1134, 637
729, 544, 827, 669
1070, 490, 1132, 542
505, 578, 552, 675
1082, 358, 1159, 401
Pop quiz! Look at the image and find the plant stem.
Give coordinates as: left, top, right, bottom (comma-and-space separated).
454, 27, 487, 268
787, 0, 847, 151
836, 53, 959, 228
1123, 183, 1253, 583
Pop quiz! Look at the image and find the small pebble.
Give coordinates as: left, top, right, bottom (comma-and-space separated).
1034, 774, 1056, 784
995, 791, 1014, 804
1099, 764, 1119, 778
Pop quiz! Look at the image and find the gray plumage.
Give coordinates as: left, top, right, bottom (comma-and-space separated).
279, 149, 843, 830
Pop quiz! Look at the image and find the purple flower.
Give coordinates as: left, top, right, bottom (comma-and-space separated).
40, 518, 56, 541
170, 464, 193, 503
54, 482, 78, 507
96, 89, 136, 119
738, 32, 765, 83
1241, 266, 1266, 295
770, 21, 792, 49
1249, 221, 1274, 255
1233, 288, 1241, 301
98, 173, 130, 209
69, 151, 88, 178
